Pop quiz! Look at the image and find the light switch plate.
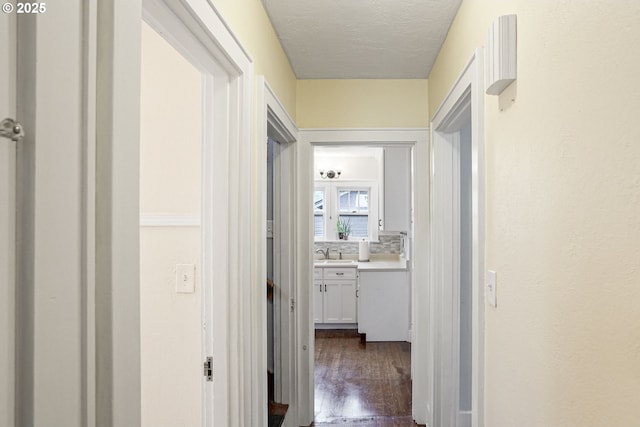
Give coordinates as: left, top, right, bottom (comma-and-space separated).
176, 264, 196, 293
487, 270, 497, 308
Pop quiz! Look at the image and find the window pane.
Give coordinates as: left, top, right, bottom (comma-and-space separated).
339, 190, 349, 211
314, 190, 324, 211
314, 214, 324, 238
357, 192, 369, 211
349, 191, 357, 209
314, 188, 325, 239
338, 189, 369, 214
339, 214, 368, 238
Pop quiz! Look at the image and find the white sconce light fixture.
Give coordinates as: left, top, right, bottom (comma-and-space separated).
319, 169, 341, 179
486, 14, 517, 95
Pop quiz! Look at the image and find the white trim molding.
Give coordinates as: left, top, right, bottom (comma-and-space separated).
429, 47, 485, 427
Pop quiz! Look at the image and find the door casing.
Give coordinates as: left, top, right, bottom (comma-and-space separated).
429, 48, 485, 427
257, 77, 299, 426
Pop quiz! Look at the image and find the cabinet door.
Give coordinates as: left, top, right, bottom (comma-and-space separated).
383, 147, 411, 231
313, 280, 323, 324
324, 280, 357, 323
340, 281, 357, 323
358, 271, 409, 341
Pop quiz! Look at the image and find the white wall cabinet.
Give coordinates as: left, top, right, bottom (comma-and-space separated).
381, 147, 412, 232
314, 267, 357, 324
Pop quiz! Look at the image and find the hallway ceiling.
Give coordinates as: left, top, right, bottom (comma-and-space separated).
261, 0, 462, 79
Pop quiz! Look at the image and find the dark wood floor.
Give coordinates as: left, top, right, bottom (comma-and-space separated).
313, 331, 423, 426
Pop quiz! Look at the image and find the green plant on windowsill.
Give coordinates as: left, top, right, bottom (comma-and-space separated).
336, 218, 352, 240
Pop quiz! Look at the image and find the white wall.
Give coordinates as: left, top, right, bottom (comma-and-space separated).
139, 21, 202, 427
429, 1, 640, 425
314, 148, 382, 181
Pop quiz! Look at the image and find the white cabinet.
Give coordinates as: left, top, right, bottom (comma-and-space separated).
381, 147, 411, 231
314, 267, 357, 324
358, 270, 409, 341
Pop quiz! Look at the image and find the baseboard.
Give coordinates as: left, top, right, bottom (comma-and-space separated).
314, 323, 358, 330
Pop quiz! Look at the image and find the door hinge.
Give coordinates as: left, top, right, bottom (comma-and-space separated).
203, 356, 213, 382
290, 298, 295, 312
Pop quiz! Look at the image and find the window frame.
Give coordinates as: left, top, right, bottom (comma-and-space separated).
313, 180, 379, 242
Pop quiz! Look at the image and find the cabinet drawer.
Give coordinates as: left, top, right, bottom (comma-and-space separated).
323, 267, 356, 280
314, 268, 323, 280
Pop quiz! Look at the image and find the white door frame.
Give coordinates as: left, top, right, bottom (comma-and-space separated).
297, 128, 429, 426
141, 0, 254, 425
256, 77, 298, 426
429, 48, 485, 427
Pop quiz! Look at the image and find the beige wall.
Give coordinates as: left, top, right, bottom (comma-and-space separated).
429, 1, 640, 426
212, 0, 297, 116
139, 22, 202, 427
297, 79, 429, 128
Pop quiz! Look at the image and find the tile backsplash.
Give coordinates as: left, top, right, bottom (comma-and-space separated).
314, 233, 402, 255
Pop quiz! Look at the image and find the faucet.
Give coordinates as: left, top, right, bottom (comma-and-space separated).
315, 248, 331, 259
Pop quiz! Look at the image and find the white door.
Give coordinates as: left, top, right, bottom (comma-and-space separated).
0, 10, 17, 427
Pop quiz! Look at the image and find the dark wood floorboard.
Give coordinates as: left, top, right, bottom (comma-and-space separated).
313, 333, 423, 426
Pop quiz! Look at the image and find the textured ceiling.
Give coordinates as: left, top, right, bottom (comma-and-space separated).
261, 0, 462, 79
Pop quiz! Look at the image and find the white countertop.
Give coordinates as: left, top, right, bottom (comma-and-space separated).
356, 258, 407, 271
313, 255, 407, 271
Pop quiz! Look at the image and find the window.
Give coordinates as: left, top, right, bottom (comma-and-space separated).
338, 189, 369, 238
314, 188, 326, 239
313, 181, 378, 241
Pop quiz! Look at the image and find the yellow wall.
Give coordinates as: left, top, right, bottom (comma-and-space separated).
212, 0, 297, 116
297, 79, 428, 128
210, 2, 430, 128
429, 1, 640, 426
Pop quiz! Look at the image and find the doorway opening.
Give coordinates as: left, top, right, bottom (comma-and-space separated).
314, 144, 410, 423
139, 1, 255, 424
299, 129, 429, 425
139, 20, 204, 427
266, 135, 293, 426
258, 78, 299, 427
